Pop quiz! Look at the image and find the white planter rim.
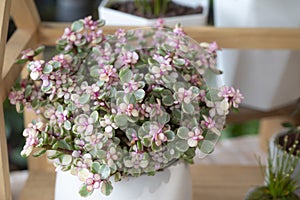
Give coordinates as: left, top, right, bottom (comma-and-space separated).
100, 0, 208, 18
99, 0, 209, 26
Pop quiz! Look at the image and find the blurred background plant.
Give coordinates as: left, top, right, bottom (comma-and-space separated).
134, 0, 169, 17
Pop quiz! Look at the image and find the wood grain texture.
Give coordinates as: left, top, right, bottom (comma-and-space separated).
0, 30, 37, 102
38, 23, 300, 50
0, 0, 11, 78
0, 0, 12, 199
19, 165, 263, 200
10, 0, 40, 30
0, 102, 12, 200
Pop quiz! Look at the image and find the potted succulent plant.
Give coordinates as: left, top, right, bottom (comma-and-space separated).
9, 17, 243, 199
213, 0, 300, 111
245, 127, 300, 200
98, 0, 209, 26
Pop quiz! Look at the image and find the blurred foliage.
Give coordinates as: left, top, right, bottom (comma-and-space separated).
3, 98, 27, 170
221, 120, 260, 139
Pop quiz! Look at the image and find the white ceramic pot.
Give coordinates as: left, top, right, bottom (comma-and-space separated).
269, 130, 300, 196
98, 0, 209, 26
55, 161, 192, 200
214, 0, 300, 111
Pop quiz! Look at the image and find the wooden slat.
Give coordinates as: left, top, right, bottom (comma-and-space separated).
191, 165, 264, 200
38, 23, 300, 50
0, 0, 12, 199
0, 101, 12, 200
227, 101, 299, 124
10, 0, 40, 30
0, 29, 37, 102
19, 165, 263, 200
0, 0, 11, 78
19, 171, 55, 200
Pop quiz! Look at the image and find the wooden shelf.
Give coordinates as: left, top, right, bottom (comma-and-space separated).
19, 165, 263, 200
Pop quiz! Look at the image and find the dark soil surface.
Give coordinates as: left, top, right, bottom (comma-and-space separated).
278, 132, 300, 155
109, 1, 203, 19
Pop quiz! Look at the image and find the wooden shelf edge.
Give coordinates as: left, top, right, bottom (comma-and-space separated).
18, 165, 263, 200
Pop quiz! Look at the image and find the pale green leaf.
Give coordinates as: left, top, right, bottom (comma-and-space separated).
101, 181, 113, 196
43, 63, 53, 74
79, 185, 92, 197
119, 68, 133, 83
79, 94, 90, 105
71, 20, 84, 32
114, 114, 128, 128
175, 140, 189, 152
134, 89, 145, 102
99, 164, 111, 179
177, 127, 189, 139
91, 162, 101, 174
63, 120, 72, 130
182, 103, 194, 114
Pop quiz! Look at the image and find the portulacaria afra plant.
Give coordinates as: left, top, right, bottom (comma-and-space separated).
9, 17, 243, 196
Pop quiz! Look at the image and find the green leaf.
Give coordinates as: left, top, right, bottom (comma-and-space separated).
114, 172, 122, 182
164, 130, 175, 141
119, 68, 133, 83
79, 94, 90, 105
199, 140, 215, 154
173, 58, 185, 66
33, 149, 47, 157
15, 58, 28, 64
153, 87, 164, 92
148, 58, 159, 66
157, 112, 170, 124
52, 140, 71, 150
97, 19, 105, 27
177, 127, 189, 139
142, 137, 151, 147
190, 86, 200, 95
41, 81, 53, 92
25, 85, 32, 98
151, 142, 162, 152
31, 98, 39, 109
34, 46, 45, 55
90, 111, 99, 123
175, 140, 189, 152
43, 63, 53, 74
47, 151, 62, 159
63, 120, 72, 130
79, 185, 92, 197
91, 162, 101, 174
114, 114, 128, 128
125, 128, 137, 140
99, 164, 111, 179
71, 20, 84, 32
162, 95, 174, 106
61, 155, 72, 165
182, 103, 194, 114
134, 89, 145, 102
101, 181, 113, 196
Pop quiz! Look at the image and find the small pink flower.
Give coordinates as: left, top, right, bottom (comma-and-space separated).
202, 115, 215, 129
28, 60, 45, 80
123, 80, 139, 93
187, 128, 204, 147
218, 86, 244, 108
21, 48, 35, 60
208, 41, 219, 53
118, 103, 139, 117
